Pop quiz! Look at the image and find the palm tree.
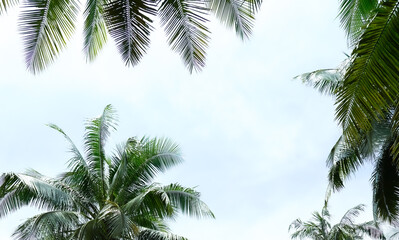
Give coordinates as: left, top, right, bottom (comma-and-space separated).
0, 104, 214, 239
297, 67, 399, 223
289, 204, 385, 240
0, 0, 262, 73
328, 0, 399, 158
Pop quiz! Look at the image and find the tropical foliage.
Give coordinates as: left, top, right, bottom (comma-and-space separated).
1, 0, 262, 73
289, 204, 385, 240
295, 0, 399, 223
0, 105, 214, 239
298, 64, 399, 223
331, 0, 399, 158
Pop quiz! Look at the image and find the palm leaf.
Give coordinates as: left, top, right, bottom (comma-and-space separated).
0, 171, 74, 217
138, 229, 187, 240
295, 68, 343, 96
355, 221, 385, 240
371, 141, 399, 223
162, 183, 214, 218
13, 211, 80, 240
19, 0, 79, 73
83, 0, 108, 61
104, 0, 156, 66
339, 204, 365, 226
158, 0, 210, 73
123, 184, 173, 218
208, 0, 255, 39
84, 104, 117, 205
338, 0, 379, 45
127, 137, 183, 188
0, 0, 18, 14
326, 135, 364, 191
47, 123, 100, 203
335, 0, 399, 148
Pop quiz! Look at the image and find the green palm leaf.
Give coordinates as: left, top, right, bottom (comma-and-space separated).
128, 137, 183, 188
47, 123, 99, 203
84, 104, 117, 204
208, 0, 255, 39
338, 0, 379, 45
0, 0, 18, 14
0, 171, 74, 217
13, 211, 80, 240
83, 0, 108, 61
19, 0, 79, 73
162, 183, 215, 218
335, 0, 399, 147
138, 229, 187, 240
104, 0, 156, 66
371, 141, 399, 223
158, 0, 210, 73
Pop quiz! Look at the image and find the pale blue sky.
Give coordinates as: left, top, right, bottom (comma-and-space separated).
0, 0, 378, 239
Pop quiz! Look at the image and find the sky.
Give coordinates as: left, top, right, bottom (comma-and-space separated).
0, 0, 383, 239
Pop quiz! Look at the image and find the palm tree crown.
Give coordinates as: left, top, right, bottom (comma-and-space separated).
0, 104, 214, 239
1, 0, 262, 73
289, 204, 385, 240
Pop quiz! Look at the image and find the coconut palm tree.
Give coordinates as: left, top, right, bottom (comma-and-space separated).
289, 204, 385, 240
328, 0, 399, 158
0, 0, 262, 73
0, 104, 214, 239
297, 65, 399, 223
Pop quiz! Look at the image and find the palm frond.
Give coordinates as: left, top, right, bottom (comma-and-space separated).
104, 0, 156, 66
335, 0, 399, 147
371, 141, 399, 223
162, 183, 215, 218
0, 0, 18, 14
19, 0, 79, 73
83, 0, 108, 61
295, 68, 343, 96
355, 221, 385, 240
327, 136, 364, 191
128, 137, 183, 188
99, 202, 130, 238
0, 171, 74, 217
12, 211, 80, 240
47, 123, 99, 202
208, 0, 255, 39
339, 204, 365, 226
338, 0, 379, 45
123, 184, 173, 218
84, 104, 117, 204
138, 229, 187, 240
159, 0, 210, 73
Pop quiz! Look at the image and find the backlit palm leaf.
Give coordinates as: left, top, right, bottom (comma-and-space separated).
104, 0, 156, 66
159, 0, 210, 73
84, 104, 117, 205
19, 0, 79, 73
338, 0, 379, 45
83, 0, 108, 61
208, 0, 255, 39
